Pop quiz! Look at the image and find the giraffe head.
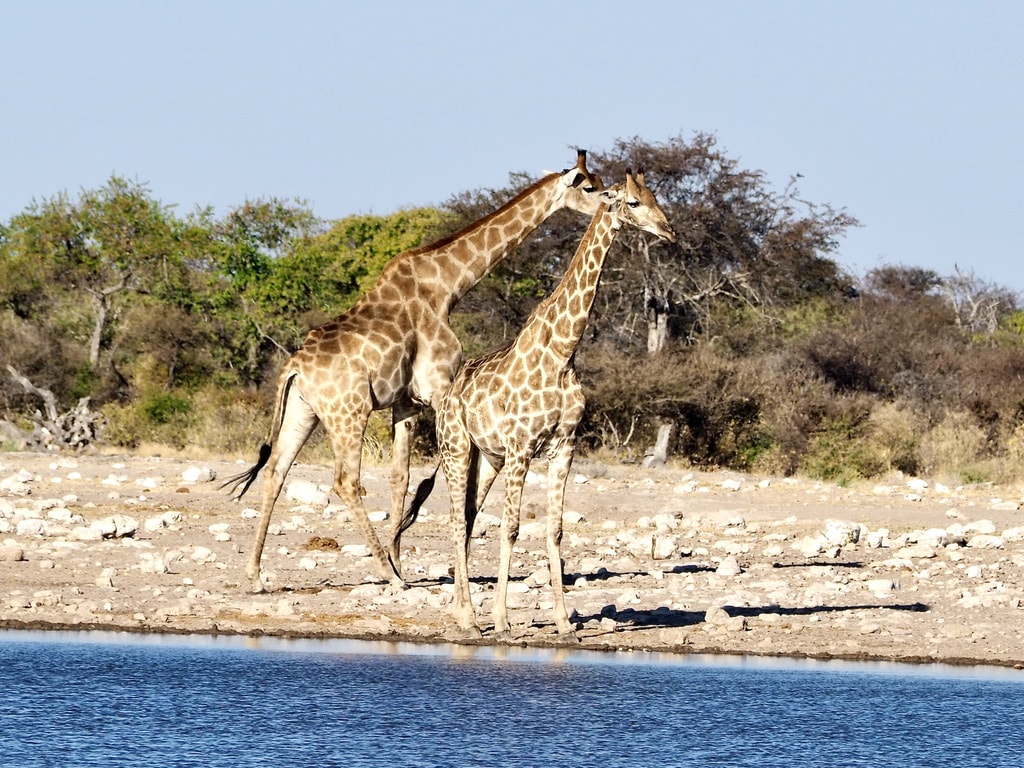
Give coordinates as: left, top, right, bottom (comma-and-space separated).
554, 149, 607, 217
605, 170, 677, 242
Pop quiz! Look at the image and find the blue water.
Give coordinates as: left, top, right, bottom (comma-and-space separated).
1, 631, 1022, 768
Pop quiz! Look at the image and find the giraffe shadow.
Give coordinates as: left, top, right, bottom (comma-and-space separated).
574, 601, 930, 633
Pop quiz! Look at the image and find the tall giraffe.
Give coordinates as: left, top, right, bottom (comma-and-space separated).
415, 171, 675, 639
224, 151, 605, 592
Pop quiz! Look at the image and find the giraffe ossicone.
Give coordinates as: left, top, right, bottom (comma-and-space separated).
410, 170, 675, 639
222, 151, 606, 593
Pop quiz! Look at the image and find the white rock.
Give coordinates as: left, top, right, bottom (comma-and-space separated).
966, 534, 1004, 550
822, 519, 861, 546
340, 544, 372, 558
0, 545, 25, 562
792, 534, 828, 557
181, 466, 217, 483
721, 479, 743, 491
895, 544, 937, 559
573, 474, 588, 485
350, 583, 384, 598
138, 553, 170, 574
963, 519, 997, 535
284, 479, 330, 507
526, 567, 550, 587
91, 514, 138, 539
906, 478, 929, 492
988, 499, 1020, 511
96, 567, 116, 587
866, 578, 896, 594
520, 522, 546, 540
298, 557, 318, 571
0, 478, 32, 496
626, 532, 655, 558
190, 546, 216, 563
427, 563, 452, 580
399, 587, 432, 605
144, 516, 168, 532
71, 526, 103, 542
865, 528, 890, 548
652, 535, 677, 560
918, 528, 949, 548
16, 518, 48, 536
1002, 527, 1024, 542
474, 512, 502, 531
45, 507, 73, 522
716, 556, 742, 576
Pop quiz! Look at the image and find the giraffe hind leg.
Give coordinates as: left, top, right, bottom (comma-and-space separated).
245, 391, 319, 593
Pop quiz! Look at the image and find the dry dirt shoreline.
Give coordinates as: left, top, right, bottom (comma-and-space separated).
2, 451, 1023, 670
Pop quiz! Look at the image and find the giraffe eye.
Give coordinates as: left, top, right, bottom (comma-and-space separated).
627, 200, 641, 209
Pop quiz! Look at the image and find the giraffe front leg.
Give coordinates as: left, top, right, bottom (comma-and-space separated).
546, 438, 579, 641
387, 406, 417, 577
331, 439, 406, 590
443, 443, 481, 638
494, 452, 528, 641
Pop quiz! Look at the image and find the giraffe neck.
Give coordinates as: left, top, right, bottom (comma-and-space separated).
518, 204, 619, 362
384, 171, 570, 308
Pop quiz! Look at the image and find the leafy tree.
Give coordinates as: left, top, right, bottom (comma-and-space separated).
587, 133, 859, 353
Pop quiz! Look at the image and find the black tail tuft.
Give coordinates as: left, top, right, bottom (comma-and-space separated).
220, 443, 272, 500
397, 468, 437, 537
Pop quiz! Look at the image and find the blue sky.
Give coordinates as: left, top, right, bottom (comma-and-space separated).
3, 1, 1022, 293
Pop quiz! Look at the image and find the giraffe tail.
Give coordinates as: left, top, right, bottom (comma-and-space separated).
220, 443, 272, 500
396, 465, 438, 537
220, 371, 297, 500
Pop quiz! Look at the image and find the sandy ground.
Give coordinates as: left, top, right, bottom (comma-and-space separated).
2, 451, 1023, 669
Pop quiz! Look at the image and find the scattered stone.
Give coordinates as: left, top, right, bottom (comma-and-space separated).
285, 480, 330, 507
866, 578, 896, 594
91, 515, 139, 539
0, 545, 25, 562
822, 519, 861, 547
652, 535, 677, 560
181, 466, 217, 483
190, 546, 216, 563
895, 544, 937, 559
966, 535, 1004, 550
716, 556, 742, 576
340, 544, 372, 558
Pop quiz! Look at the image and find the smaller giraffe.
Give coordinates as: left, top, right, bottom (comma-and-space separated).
415, 171, 675, 640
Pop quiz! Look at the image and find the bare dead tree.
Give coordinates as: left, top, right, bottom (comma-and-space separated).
4, 366, 100, 450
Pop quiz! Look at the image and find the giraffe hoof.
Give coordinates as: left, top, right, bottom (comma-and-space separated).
554, 629, 581, 645
492, 630, 515, 644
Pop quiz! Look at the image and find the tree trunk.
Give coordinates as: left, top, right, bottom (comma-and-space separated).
646, 309, 669, 355
88, 293, 107, 368
86, 272, 130, 368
